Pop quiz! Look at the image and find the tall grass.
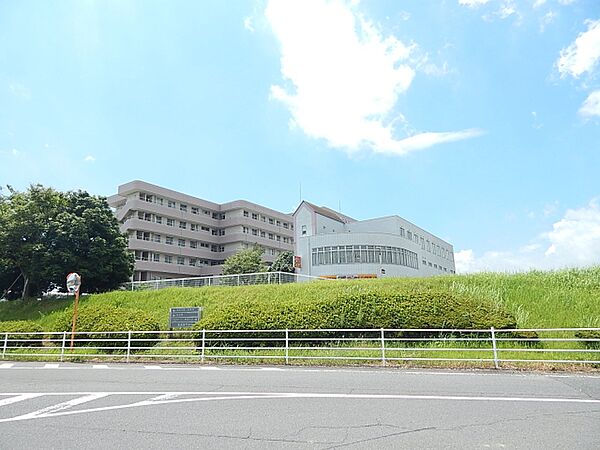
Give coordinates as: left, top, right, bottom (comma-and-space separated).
1, 266, 599, 330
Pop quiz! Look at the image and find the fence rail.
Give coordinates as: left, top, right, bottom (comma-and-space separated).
2, 328, 599, 368
121, 271, 328, 291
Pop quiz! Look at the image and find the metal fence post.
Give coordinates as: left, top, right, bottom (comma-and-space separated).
491, 327, 500, 369
285, 329, 289, 365
126, 331, 132, 363
2, 333, 8, 360
380, 328, 386, 366
237, 274, 240, 286
201, 329, 206, 363
60, 331, 67, 362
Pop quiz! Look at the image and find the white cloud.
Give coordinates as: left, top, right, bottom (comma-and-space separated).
456, 199, 600, 273
533, 0, 547, 7
539, 10, 557, 32
579, 90, 600, 117
458, 0, 490, 6
266, 0, 481, 156
556, 19, 600, 78
243, 17, 255, 32
558, 0, 576, 5
84, 155, 96, 162
8, 82, 31, 100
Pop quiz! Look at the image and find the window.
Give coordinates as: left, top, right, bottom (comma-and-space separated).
252, 229, 258, 236
407, 230, 412, 241
311, 245, 419, 270
252, 212, 258, 220
261, 215, 266, 222
166, 236, 174, 245
283, 237, 289, 243
283, 223, 289, 229
301, 225, 307, 236
167, 200, 176, 208
260, 231, 266, 238
268, 233, 274, 240
167, 218, 175, 227
155, 216, 162, 224
200, 242, 209, 248
180, 204, 187, 212
243, 226, 248, 234
191, 207, 199, 215
201, 226, 210, 232
399, 227, 405, 237
153, 253, 160, 262
189, 258, 197, 266
269, 218, 274, 225
190, 224, 197, 231
177, 256, 185, 265
153, 234, 161, 243
164, 255, 173, 264
178, 239, 185, 247
420, 237, 425, 250
276, 235, 281, 242
276, 220, 281, 226
203, 209, 211, 216
136, 231, 150, 241
179, 221, 187, 229
190, 240, 197, 249
243, 210, 249, 217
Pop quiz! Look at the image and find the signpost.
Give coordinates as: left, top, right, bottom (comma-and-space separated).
169, 307, 201, 329
66, 272, 82, 350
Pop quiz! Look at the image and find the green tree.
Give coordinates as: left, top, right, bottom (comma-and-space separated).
222, 245, 266, 275
0, 185, 133, 298
269, 251, 294, 273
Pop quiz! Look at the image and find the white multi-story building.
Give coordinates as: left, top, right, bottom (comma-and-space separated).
108, 180, 294, 281
293, 201, 455, 278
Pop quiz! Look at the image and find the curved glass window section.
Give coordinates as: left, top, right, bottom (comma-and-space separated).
311, 245, 418, 270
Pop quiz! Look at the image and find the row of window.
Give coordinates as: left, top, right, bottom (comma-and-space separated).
134, 231, 226, 252
132, 211, 224, 234
399, 227, 453, 261
241, 227, 293, 244
311, 245, 419, 270
242, 210, 292, 230
138, 192, 226, 219
134, 251, 224, 267
421, 259, 454, 273
240, 243, 282, 256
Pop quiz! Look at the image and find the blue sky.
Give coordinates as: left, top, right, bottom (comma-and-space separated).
1, 0, 599, 272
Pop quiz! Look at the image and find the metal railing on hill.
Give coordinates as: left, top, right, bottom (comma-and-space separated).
2, 328, 599, 369
121, 271, 329, 291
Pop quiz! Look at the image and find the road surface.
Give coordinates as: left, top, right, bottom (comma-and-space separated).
1, 362, 599, 448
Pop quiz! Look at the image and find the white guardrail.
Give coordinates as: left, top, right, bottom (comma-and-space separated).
121, 272, 329, 291
1, 328, 599, 368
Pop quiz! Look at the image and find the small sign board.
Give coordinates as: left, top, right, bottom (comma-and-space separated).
294, 256, 302, 269
169, 307, 201, 329
66, 272, 82, 294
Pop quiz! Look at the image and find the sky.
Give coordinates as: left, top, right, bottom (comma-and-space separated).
1, 0, 599, 273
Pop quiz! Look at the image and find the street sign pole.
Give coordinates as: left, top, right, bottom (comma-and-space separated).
66, 273, 82, 350
70, 286, 80, 350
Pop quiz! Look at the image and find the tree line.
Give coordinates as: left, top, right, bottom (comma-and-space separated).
0, 185, 133, 299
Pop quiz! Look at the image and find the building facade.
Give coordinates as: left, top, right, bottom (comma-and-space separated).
293, 201, 455, 278
108, 181, 294, 281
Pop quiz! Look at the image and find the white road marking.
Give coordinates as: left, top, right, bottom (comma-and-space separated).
0, 390, 598, 424
0, 363, 15, 369
92, 365, 109, 369
143, 365, 162, 370
42, 364, 60, 369
0, 394, 107, 422
0, 394, 43, 407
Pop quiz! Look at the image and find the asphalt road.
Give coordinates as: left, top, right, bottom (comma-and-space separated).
0, 362, 599, 449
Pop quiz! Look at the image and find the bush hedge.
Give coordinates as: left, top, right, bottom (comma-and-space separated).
51, 304, 161, 351
0, 320, 44, 346
194, 288, 516, 338
576, 330, 600, 349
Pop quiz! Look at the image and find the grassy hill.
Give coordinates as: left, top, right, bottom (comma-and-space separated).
1, 267, 598, 330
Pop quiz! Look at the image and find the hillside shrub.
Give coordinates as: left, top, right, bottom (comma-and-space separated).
576, 330, 600, 349
193, 288, 516, 346
0, 320, 44, 346
51, 304, 160, 352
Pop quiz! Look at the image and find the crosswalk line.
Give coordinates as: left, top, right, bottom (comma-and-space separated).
0, 394, 43, 407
